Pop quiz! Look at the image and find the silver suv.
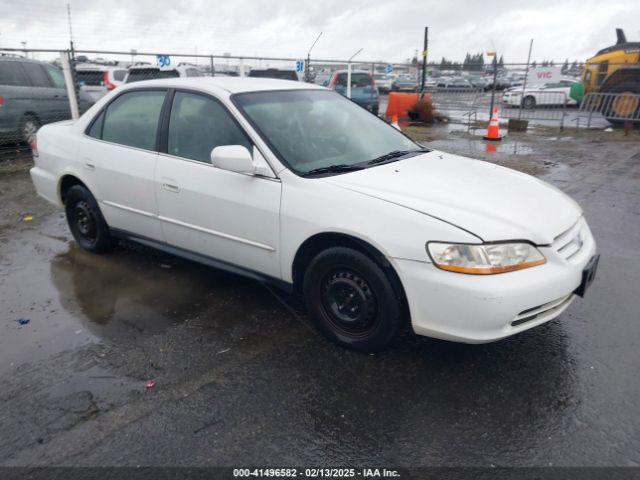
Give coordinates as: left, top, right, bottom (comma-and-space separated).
0, 56, 94, 143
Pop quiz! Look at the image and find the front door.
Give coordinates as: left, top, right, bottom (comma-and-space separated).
155, 91, 281, 279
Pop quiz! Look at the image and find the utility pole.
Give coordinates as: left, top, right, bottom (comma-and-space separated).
67, 3, 75, 58
347, 48, 363, 99
305, 32, 322, 83
487, 51, 498, 118
420, 27, 428, 96
518, 39, 534, 120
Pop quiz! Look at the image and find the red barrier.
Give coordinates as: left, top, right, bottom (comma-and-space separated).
385, 92, 421, 120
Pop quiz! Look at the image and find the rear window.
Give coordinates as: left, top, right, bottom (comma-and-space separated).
126, 68, 180, 83
335, 73, 372, 88
77, 71, 105, 86
186, 68, 203, 77
249, 70, 298, 81
113, 70, 127, 82
0, 61, 28, 86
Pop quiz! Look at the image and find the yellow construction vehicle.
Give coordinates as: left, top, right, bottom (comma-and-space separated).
581, 29, 640, 123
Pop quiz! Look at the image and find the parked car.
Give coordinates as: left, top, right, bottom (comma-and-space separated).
0, 56, 94, 143
124, 65, 204, 83
30, 77, 598, 351
76, 64, 127, 101
373, 73, 394, 93
328, 70, 379, 114
314, 71, 332, 86
435, 78, 476, 90
248, 68, 299, 81
391, 76, 417, 92
502, 80, 581, 108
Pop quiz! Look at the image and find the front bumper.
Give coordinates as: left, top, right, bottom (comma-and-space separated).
392, 219, 597, 343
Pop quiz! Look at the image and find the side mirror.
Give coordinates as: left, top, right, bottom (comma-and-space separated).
210, 145, 255, 174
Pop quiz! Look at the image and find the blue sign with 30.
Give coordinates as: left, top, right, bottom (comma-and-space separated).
157, 55, 171, 68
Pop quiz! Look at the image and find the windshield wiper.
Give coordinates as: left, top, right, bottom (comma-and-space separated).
302, 164, 365, 176
366, 148, 431, 165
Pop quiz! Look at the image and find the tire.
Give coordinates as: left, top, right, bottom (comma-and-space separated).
522, 95, 536, 109
20, 114, 40, 144
65, 185, 113, 253
602, 81, 640, 125
303, 247, 402, 352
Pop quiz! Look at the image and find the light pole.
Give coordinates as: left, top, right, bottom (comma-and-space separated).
347, 48, 363, 99
305, 32, 322, 83
21, 41, 27, 58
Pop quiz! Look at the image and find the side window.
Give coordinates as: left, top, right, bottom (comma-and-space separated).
87, 111, 105, 139
21, 63, 52, 87
102, 90, 166, 150
168, 92, 252, 163
0, 62, 28, 86
44, 65, 66, 88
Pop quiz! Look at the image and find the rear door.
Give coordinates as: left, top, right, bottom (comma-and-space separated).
82, 89, 167, 240
20, 61, 68, 124
0, 61, 31, 139
155, 90, 281, 277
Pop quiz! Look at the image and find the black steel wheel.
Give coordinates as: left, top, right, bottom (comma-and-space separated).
303, 247, 403, 352
522, 95, 536, 109
65, 184, 113, 253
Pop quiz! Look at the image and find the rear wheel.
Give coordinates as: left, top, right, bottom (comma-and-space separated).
20, 114, 40, 143
303, 247, 402, 352
65, 185, 113, 253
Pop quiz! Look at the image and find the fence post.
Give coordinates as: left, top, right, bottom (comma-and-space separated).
60, 51, 79, 120
210, 55, 215, 76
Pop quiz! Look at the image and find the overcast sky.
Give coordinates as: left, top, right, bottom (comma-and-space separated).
1, 0, 638, 64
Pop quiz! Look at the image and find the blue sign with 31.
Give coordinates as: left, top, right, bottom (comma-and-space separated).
295, 60, 305, 73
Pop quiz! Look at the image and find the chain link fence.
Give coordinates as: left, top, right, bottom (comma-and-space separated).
1, 47, 639, 156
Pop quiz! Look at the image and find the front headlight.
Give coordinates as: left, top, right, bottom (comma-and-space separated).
426, 242, 546, 274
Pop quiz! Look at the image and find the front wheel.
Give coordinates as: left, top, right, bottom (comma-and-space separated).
65, 185, 113, 253
303, 247, 402, 352
522, 95, 536, 109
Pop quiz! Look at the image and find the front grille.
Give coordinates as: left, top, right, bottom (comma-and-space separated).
553, 217, 587, 261
511, 293, 574, 327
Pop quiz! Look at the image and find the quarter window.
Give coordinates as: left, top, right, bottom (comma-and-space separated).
167, 92, 252, 163
0, 62, 28, 86
87, 111, 105, 139
101, 90, 166, 150
45, 65, 66, 88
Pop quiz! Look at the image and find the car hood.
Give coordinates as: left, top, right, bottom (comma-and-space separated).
324, 151, 582, 244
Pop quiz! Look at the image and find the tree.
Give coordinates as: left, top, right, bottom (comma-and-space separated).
561, 58, 569, 74
498, 55, 504, 68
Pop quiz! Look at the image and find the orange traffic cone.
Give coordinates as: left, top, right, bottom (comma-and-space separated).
391, 113, 401, 130
483, 107, 502, 141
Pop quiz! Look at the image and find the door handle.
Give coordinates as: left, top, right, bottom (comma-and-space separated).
84, 163, 95, 170
162, 183, 180, 193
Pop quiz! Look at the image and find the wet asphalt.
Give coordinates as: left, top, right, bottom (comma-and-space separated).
0, 127, 639, 467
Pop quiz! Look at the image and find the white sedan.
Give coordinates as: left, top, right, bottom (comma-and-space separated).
502, 80, 580, 108
30, 77, 598, 351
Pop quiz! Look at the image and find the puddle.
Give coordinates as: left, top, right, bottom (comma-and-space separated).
0, 214, 284, 374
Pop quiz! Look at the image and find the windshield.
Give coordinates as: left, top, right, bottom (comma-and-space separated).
233, 89, 422, 175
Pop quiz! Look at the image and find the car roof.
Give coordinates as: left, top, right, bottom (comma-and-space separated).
118, 76, 325, 94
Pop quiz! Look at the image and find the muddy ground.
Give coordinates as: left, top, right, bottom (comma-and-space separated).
0, 126, 639, 468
